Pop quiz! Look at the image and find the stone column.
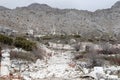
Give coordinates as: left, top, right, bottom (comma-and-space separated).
0, 49, 11, 77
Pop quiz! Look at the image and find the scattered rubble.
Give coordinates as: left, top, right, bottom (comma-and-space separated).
1, 42, 120, 80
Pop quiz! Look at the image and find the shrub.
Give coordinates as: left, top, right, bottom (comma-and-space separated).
0, 34, 13, 45
98, 42, 120, 54
98, 42, 120, 55
111, 57, 120, 65
103, 56, 120, 66
86, 51, 104, 68
72, 34, 81, 38
74, 53, 85, 60
10, 51, 37, 62
98, 48, 120, 55
14, 37, 36, 51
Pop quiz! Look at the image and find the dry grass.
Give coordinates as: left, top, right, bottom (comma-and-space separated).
10, 51, 37, 62
10, 46, 45, 62
0, 74, 23, 80
98, 48, 120, 55
103, 56, 120, 65
85, 51, 104, 68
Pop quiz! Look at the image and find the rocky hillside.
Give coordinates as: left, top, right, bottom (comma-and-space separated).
0, 1, 120, 37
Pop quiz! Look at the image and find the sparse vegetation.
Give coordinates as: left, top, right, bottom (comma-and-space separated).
0, 34, 36, 51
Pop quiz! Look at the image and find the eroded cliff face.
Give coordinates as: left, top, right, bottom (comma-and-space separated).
0, 1, 120, 36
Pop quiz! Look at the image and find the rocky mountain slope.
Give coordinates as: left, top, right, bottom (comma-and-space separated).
0, 1, 120, 37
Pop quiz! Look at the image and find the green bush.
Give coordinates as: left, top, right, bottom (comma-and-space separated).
14, 37, 36, 51
0, 34, 13, 45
